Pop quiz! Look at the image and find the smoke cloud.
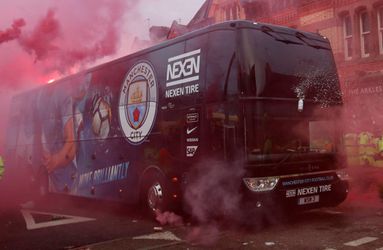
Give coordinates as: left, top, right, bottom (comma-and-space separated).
179, 159, 248, 245
0, 0, 155, 92
0, 19, 25, 44
0, 0, 204, 211
16, 1, 132, 75
1, 2, 381, 243
0, 0, 139, 155
19, 9, 60, 62
155, 209, 183, 226
184, 159, 244, 224
345, 160, 383, 208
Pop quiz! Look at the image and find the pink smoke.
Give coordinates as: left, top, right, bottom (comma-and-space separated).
19, 9, 60, 62
184, 159, 244, 224
0, 0, 138, 90
0, 1, 138, 155
186, 224, 221, 246
344, 163, 383, 208
155, 209, 183, 226
0, 19, 25, 44
17, 2, 131, 74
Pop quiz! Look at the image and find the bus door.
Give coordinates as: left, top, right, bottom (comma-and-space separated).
204, 101, 242, 161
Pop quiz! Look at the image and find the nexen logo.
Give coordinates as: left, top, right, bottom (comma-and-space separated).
166, 49, 201, 88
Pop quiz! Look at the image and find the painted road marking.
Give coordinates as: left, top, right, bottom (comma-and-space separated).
344, 237, 378, 247
133, 231, 182, 241
20, 209, 95, 230
323, 210, 343, 215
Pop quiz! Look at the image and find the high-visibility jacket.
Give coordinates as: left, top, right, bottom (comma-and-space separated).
0, 156, 4, 177
378, 138, 383, 152
359, 132, 372, 145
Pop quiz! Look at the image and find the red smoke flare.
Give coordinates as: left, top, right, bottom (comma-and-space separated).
19, 9, 60, 61
0, 1, 134, 155
0, 19, 25, 44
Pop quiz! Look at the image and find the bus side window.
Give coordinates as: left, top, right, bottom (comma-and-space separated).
159, 110, 182, 158
249, 65, 256, 95
226, 54, 239, 98
205, 30, 236, 103
224, 124, 236, 161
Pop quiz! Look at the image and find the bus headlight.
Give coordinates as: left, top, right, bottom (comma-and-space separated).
336, 169, 350, 181
243, 177, 279, 192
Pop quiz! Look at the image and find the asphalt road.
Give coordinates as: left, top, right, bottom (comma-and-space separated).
0, 191, 382, 250
0, 168, 382, 250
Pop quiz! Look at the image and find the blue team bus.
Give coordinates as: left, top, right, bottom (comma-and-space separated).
4, 21, 348, 216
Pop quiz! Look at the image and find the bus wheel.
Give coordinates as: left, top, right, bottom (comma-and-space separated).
141, 172, 169, 218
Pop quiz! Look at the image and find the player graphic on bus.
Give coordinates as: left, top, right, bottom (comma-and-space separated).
37, 85, 77, 193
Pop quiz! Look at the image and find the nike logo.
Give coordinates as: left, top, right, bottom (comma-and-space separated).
186, 126, 198, 135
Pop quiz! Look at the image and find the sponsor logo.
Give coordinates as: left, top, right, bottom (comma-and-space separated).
186, 138, 199, 143
282, 176, 334, 186
119, 62, 158, 144
186, 146, 198, 157
166, 49, 200, 87
186, 126, 198, 135
186, 113, 199, 124
165, 84, 199, 98
307, 164, 320, 171
285, 184, 332, 198
165, 49, 201, 98
286, 189, 296, 198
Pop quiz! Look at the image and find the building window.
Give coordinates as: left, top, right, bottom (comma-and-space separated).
226, 7, 231, 20
343, 15, 353, 60
378, 7, 383, 54
359, 10, 370, 57
232, 4, 240, 19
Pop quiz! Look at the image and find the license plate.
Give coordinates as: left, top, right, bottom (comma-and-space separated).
298, 195, 319, 205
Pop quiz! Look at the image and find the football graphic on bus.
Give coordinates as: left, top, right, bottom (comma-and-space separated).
91, 95, 111, 139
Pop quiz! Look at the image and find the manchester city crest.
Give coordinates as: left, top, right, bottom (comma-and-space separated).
119, 62, 158, 144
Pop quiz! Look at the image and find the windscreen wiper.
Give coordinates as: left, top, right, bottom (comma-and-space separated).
261, 26, 303, 45
295, 32, 330, 50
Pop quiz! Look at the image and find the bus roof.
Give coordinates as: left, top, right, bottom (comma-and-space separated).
14, 20, 329, 98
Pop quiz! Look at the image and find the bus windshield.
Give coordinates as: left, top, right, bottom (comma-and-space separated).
239, 28, 342, 158
239, 27, 342, 105
243, 100, 340, 157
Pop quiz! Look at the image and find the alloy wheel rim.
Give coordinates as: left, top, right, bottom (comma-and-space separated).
147, 182, 163, 211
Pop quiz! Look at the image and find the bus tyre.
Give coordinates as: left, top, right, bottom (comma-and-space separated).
140, 172, 169, 218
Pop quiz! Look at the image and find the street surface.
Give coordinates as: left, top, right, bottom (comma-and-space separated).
0, 168, 382, 250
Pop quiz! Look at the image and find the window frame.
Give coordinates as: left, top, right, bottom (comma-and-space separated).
359, 10, 371, 58
343, 14, 353, 60
378, 6, 383, 54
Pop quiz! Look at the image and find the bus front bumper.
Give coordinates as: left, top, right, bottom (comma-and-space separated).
241, 177, 349, 211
